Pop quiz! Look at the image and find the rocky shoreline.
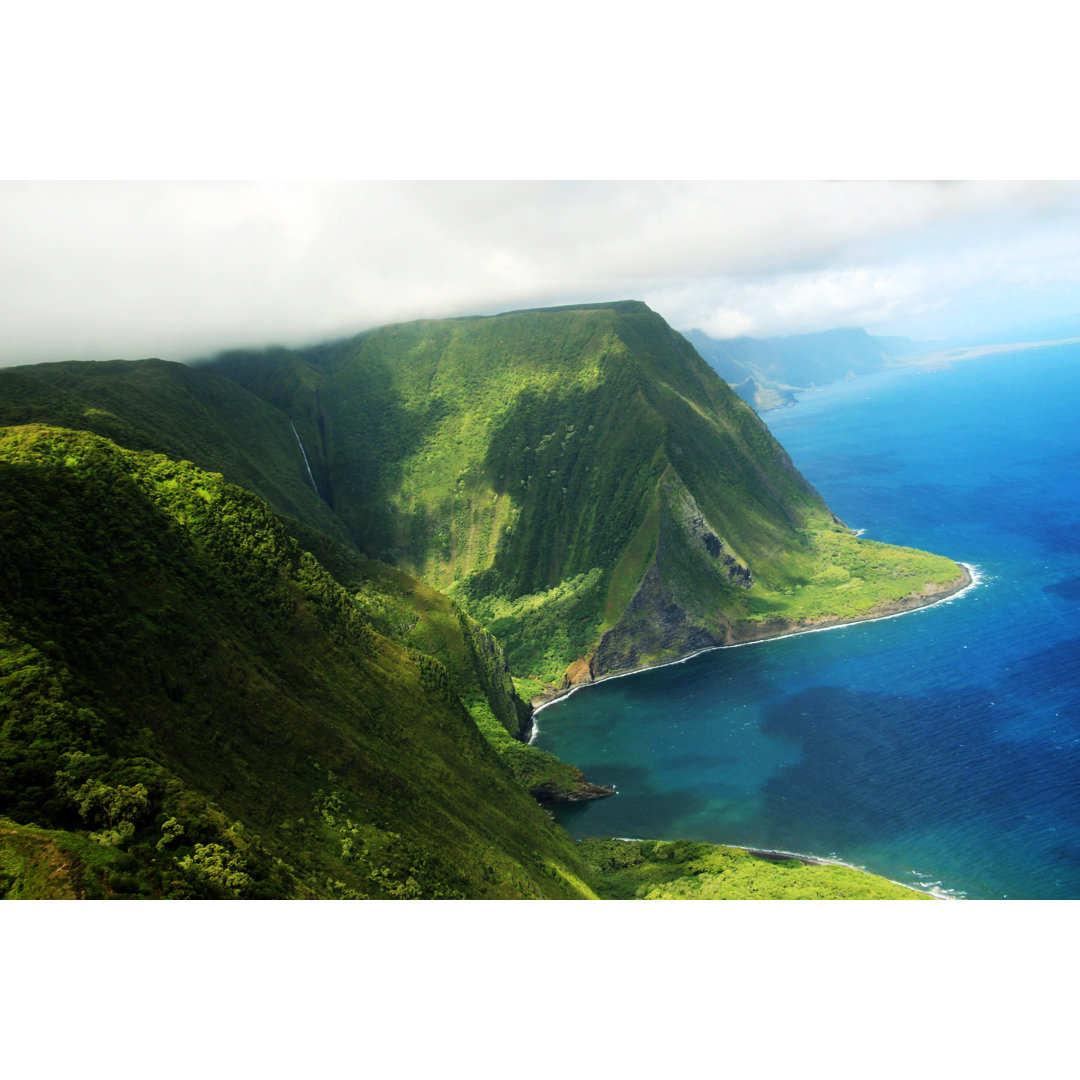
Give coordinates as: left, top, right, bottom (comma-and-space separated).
530, 561, 976, 714
532, 778, 616, 804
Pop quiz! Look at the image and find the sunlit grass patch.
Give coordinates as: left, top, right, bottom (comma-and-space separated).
743, 524, 965, 625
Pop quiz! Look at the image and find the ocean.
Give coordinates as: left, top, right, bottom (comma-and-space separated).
534, 342, 1080, 899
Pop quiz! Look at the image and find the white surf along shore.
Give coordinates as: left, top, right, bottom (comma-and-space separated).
602, 837, 965, 900
531, 561, 984, 730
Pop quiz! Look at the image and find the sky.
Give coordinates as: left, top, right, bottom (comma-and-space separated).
2, 179, 1080, 368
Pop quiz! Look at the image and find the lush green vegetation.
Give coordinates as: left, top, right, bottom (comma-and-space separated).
279, 519, 597, 800
580, 839, 927, 900
2, 304, 964, 695
0, 359, 352, 547
739, 523, 965, 625
0, 354, 607, 802
0, 424, 599, 898
0, 301, 967, 900
202, 301, 965, 688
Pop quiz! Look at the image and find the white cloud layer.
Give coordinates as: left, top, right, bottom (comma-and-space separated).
2, 180, 1080, 367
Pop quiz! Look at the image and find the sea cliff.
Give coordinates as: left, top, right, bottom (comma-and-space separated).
534, 561, 974, 707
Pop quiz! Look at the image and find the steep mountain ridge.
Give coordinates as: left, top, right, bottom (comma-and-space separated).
0, 303, 967, 696
0, 424, 597, 898
0, 358, 352, 545
0, 361, 598, 800
0, 423, 922, 899
203, 302, 966, 688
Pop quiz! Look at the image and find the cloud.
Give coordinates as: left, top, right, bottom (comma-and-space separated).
647, 265, 927, 340
1, 180, 1079, 366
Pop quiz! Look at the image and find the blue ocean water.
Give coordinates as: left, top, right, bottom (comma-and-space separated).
536, 344, 1080, 899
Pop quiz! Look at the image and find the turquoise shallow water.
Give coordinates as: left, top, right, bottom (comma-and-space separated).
535, 344, 1080, 899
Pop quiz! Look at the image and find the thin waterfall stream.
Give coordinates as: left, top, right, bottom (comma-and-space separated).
290, 421, 320, 496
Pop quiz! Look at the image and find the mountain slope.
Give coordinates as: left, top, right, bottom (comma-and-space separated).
4, 304, 964, 696
0, 358, 606, 798
0, 359, 352, 546
0, 304, 965, 901
204, 302, 967, 688
0, 424, 597, 898
283, 518, 610, 801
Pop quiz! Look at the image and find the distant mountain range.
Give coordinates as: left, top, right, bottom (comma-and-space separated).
684, 327, 928, 411
687, 314, 1080, 412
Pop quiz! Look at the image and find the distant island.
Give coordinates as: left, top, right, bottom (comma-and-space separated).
686, 324, 1080, 412
684, 326, 917, 411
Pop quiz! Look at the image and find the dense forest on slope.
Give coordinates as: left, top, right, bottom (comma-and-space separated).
0, 425, 598, 897
0, 301, 964, 899
0, 361, 609, 802
0, 422, 927, 900
281, 519, 606, 802
1, 302, 966, 693
1, 359, 352, 545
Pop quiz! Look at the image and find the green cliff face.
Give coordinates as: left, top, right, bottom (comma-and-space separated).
0, 358, 352, 546
3, 303, 964, 695
0, 349, 605, 802
204, 301, 966, 688
279, 519, 604, 802
0, 424, 597, 898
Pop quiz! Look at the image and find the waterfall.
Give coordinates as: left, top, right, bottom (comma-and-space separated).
290, 422, 320, 497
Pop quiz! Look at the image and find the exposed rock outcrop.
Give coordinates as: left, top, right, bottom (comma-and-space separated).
583, 472, 748, 679
531, 778, 616, 804
663, 473, 754, 589
592, 563, 727, 677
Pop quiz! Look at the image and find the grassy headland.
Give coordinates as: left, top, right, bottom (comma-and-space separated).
580, 839, 929, 900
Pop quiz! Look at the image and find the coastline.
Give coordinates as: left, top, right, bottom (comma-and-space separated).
531, 560, 980, 722
606, 838, 957, 899
721, 845, 958, 900
892, 334, 1080, 370
529, 562, 981, 898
